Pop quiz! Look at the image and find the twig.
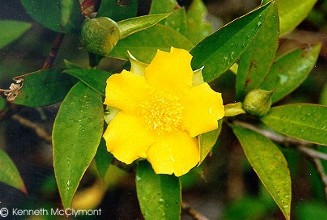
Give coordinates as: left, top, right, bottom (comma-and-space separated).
309, 157, 327, 200
234, 120, 309, 146
298, 146, 327, 161
181, 201, 209, 220
11, 114, 52, 144
12, 32, 65, 80
42, 32, 65, 70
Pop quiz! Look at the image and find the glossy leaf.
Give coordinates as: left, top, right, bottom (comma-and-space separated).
199, 120, 222, 164
232, 125, 291, 220
190, 2, 274, 82
149, 0, 177, 14
277, 0, 318, 36
53, 82, 104, 208
136, 161, 181, 220
64, 69, 111, 96
236, 2, 278, 100
186, 0, 212, 44
260, 44, 321, 103
118, 14, 170, 39
150, 0, 187, 35
94, 138, 113, 178
0, 148, 26, 193
21, 0, 83, 33
14, 69, 77, 107
110, 24, 193, 63
97, 0, 138, 21
261, 104, 327, 146
0, 20, 31, 49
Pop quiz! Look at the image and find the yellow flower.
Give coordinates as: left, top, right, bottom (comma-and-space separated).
103, 47, 224, 176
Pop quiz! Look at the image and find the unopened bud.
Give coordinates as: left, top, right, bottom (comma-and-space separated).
80, 17, 120, 56
243, 89, 273, 117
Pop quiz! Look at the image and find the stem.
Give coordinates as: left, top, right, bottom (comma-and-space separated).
181, 201, 209, 220
310, 158, 327, 200
11, 114, 52, 144
42, 33, 65, 69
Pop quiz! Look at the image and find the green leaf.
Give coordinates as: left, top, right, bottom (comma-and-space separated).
21, 0, 83, 33
136, 161, 181, 220
320, 82, 327, 105
64, 60, 83, 69
64, 68, 111, 96
0, 96, 6, 110
260, 43, 321, 103
0, 148, 26, 193
150, 0, 187, 35
231, 124, 291, 220
295, 201, 327, 220
97, 0, 138, 21
190, 2, 274, 82
261, 104, 327, 146
223, 196, 274, 220
14, 69, 77, 107
0, 20, 31, 49
199, 120, 222, 164
186, 0, 213, 44
163, 8, 188, 35
277, 0, 318, 36
149, 0, 178, 14
94, 138, 113, 178
118, 14, 170, 39
110, 24, 193, 63
236, 2, 278, 100
53, 82, 104, 208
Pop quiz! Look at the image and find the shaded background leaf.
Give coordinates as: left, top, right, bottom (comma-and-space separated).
21, 0, 84, 33
186, 0, 213, 44
199, 120, 222, 164
276, 0, 318, 36
97, 0, 138, 21
0, 20, 31, 49
94, 138, 113, 179
0, 148, 26, 193
53, 82, 104, 208
260, 43, 321, 103
149, 0, 187, 35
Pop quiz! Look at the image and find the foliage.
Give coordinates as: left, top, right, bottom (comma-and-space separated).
0, 0, 326, 219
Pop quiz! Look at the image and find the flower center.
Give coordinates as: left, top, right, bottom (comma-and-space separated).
140, 91, 184, 134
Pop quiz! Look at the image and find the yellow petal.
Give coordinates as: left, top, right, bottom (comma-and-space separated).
182, 83, 224, 137
145, 47, 193, 93
104, 70, 150, 114
103, 112, 154, 164
147, 131, 199, 176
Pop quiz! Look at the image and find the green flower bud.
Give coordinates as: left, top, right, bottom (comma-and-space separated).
243, 89, 273, 117
80, 17, 120, 56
